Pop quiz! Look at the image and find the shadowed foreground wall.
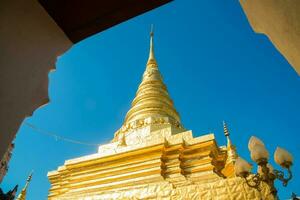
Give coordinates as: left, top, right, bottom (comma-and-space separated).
239, 0, 300, 75
0, 0, 72, 166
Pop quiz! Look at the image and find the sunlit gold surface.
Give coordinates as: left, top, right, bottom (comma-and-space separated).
48, 32, 271, 199
113, 30, 183, 142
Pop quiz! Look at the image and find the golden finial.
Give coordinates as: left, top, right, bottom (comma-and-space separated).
223, 121, 229, 137
223, 121, 232, 147
150, 24, 154, 37
16, 171, 33, 200
147, 24, 157, 66
223, 121, 237, 162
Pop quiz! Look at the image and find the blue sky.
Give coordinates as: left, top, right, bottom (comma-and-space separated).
2, 1, 300, 199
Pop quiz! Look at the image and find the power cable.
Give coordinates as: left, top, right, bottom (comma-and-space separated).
23, 121, 102, 146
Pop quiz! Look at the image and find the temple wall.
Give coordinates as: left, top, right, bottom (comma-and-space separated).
48, 132, 237, 199
0, 0, 72, 166
49, 178, 273, 200
239, 0, 300, 75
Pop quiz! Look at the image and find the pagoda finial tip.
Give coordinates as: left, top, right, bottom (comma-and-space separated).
16, 171, 33, 200
27, 171, 33, 182
150, 24, 154, 36
223, 121, 230, 137
147, 24, 156, 65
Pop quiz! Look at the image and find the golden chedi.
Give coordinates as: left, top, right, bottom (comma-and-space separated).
48, 31, 272, 199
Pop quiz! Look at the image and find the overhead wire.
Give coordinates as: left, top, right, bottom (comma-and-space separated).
23, 121, 102, 146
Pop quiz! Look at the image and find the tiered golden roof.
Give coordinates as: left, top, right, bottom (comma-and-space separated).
47, 30, 273, 200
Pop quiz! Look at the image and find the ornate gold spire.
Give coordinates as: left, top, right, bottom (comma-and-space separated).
16, 172, 33, 200
147, 25, 156, 65
223, 121, 237, 163
221, 121, 238, 178
223, 121, 232, 147
115, 27, 183, 138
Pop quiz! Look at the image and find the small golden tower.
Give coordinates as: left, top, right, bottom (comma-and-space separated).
16, 172, 33, 200
221, 121, 238, 177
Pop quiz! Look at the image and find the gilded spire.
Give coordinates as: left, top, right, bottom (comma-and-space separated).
223, 121, 232, 147
147, 25, 156, 66
223, 121, 237, 163
16, 172, 33, 200
115, 27, 183, 138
